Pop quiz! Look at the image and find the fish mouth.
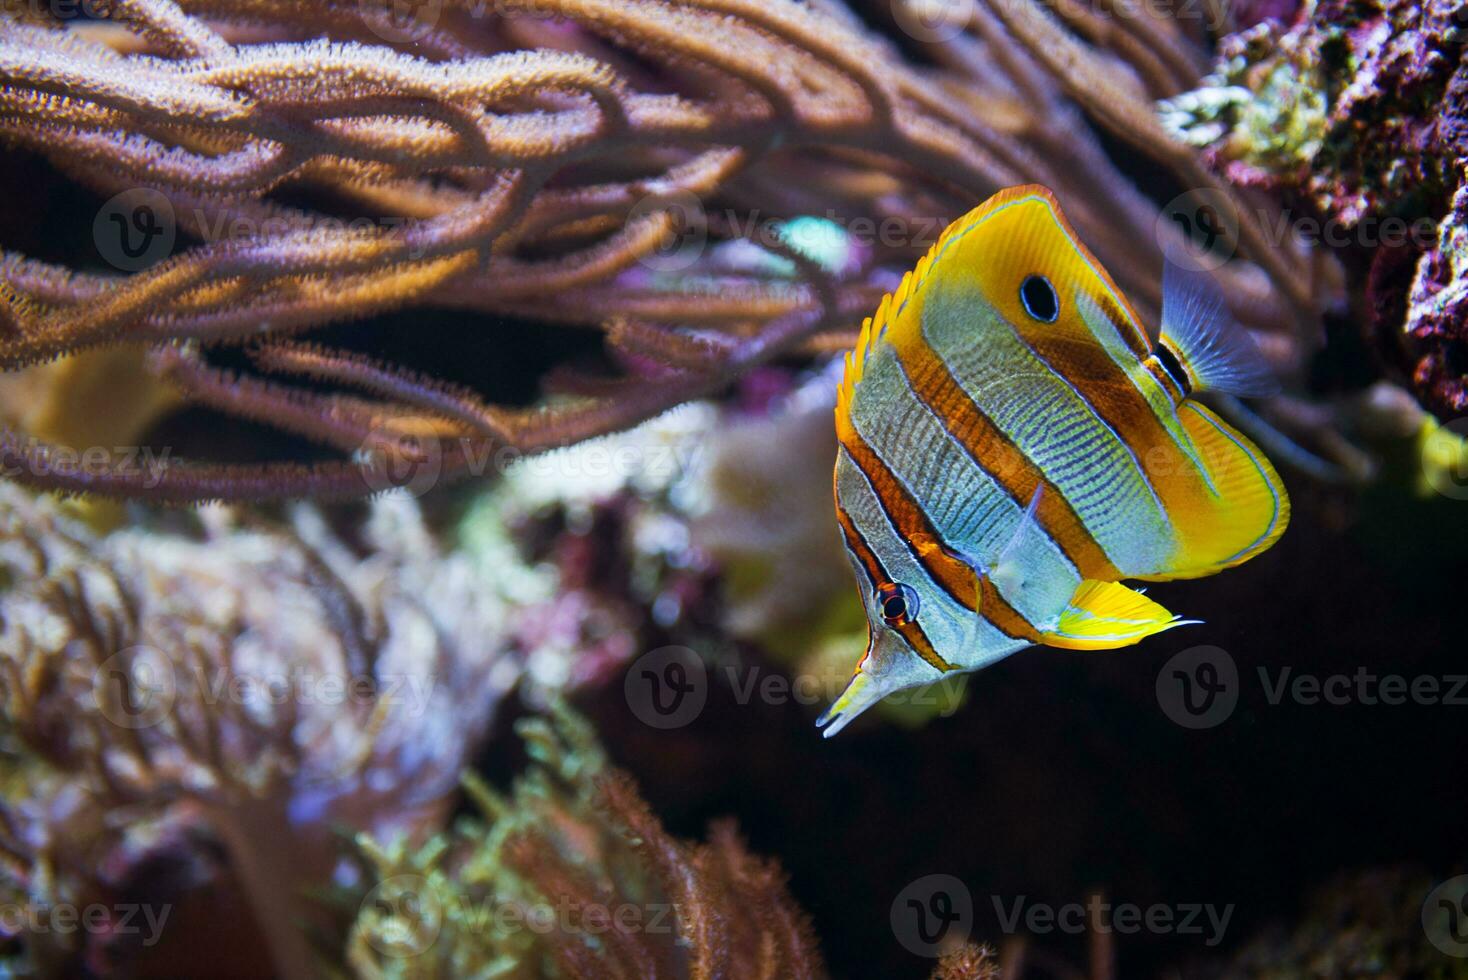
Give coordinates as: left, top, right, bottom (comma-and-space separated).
816, 630, 888, 738
816, 627, 963, 737
816, 667, 899, 739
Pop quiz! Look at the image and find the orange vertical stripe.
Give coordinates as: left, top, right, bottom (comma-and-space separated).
834, 497, 957, 672
837, 424, 1041, 644
1022, 311, 1206, 519
889, 330, 1122, 582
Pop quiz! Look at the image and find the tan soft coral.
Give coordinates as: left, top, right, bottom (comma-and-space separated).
0, 0, 1327, 501
343, 707, 825, 979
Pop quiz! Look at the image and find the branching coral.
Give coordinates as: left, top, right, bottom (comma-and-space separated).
0, 0, 1329, 500
343, 707, 825, 979
930, 945, 1002, 980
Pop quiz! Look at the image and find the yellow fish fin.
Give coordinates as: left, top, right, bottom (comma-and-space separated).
835, 310, 878, 425
835, 216, 955, 422
1136, 401, 1291, 582
1040, 579, 1196, 651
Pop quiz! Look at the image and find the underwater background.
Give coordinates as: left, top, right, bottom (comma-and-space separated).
0, 0, 1465, 977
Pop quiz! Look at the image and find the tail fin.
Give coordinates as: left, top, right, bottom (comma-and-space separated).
1159, 258, 1278, 398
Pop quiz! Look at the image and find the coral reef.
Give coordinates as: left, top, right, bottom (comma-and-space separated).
0, 0, 1326, 501
0, 484, 521, 976
0, 403, 741, 977
1405, 180, 1468, 417
687, 366, 846, 650
929, 944, 1001, 979
451, 398, 721, 695
344, 707, 824, 979
1161, 0, 1468, 417
0, 5, 1462, 980
1198, 867, 1468, 979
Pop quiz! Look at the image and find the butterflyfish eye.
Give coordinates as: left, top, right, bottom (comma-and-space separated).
1020, 275, 1059, 322
875, 582, 920, 626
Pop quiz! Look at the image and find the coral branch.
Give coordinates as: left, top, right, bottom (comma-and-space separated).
0, 0, 1332, 499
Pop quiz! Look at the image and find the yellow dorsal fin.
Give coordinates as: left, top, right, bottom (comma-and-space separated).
836, 253, 924, 419
1039, 579, 1195, 651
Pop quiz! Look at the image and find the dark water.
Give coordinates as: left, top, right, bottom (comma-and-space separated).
579, 477, 1466, 977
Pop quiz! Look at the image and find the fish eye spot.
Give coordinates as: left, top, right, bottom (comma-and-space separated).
876, 581, 920, 627
1020, 275, 1059, 322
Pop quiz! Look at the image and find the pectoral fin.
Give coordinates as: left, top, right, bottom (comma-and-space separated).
1039, 579, 1197, 651
1159, 256, 1279, 397
990, 485, 1043, 598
